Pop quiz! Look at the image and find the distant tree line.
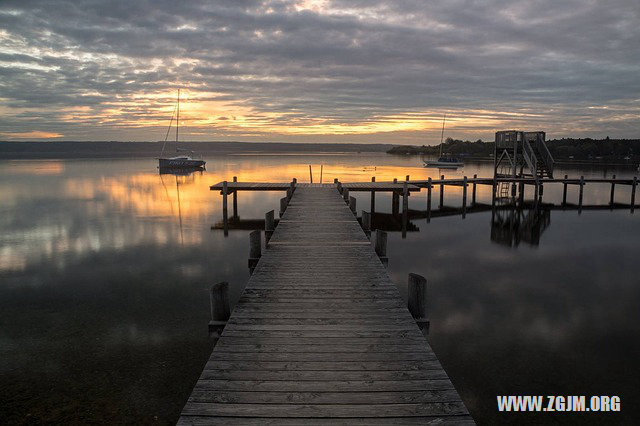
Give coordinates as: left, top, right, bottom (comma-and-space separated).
387, 137, 640, 161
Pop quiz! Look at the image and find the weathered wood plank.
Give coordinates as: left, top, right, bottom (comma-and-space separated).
180, 186, 471, 423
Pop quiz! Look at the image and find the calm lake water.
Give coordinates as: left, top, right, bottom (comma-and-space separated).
1, 154, 639, 424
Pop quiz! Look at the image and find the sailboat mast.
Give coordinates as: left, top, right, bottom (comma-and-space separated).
439, 113, 446, 157
176, 89, 180, 145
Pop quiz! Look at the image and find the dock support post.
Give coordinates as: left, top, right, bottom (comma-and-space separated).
402, 181, 408, 238
265, 210, 275, 243
439, 174, 444, 209
426, 178, 432, 223
320, 165, 323, 184
337, 181, 343, 194
631, 177, 637, 213
462, 176, 468, 219
562, 175, 568, 207
222, 180, 229, 237
370, 176, 376, 213
279, 197, 288, 218
362, 210, 371, 238
472, 174, 477, 205
408, 273, 429, 334
309, 165, 313, 183
349, 196, 357, 215
334, 178, 338, 184
375, 230, 388, 267
209, 282, 230, 338
392, 192, 399, 216
343, 188, 350, 203
406, 174, 410, 182
578, 176, 585, 215
248, 230, 261, 275
286, 187, 293, 201
232, 176, 238, 219
610, 174, 616, 207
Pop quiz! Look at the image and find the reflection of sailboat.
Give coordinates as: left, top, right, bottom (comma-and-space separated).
159, 169, 202, 244
423, 114, 464, 168
158, 89, 206, 170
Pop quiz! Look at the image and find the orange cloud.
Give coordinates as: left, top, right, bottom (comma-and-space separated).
2, 131, 63, 139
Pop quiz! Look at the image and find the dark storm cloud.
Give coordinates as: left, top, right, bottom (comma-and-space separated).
0, 0, 638, 141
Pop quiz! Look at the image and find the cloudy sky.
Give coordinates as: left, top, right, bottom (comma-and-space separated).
0, 0, 638, 144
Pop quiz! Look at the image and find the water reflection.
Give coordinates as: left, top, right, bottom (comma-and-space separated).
491, 206, 551, 247
0, 156, 638, 424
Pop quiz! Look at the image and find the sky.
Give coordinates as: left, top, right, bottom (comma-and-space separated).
0, 0, 638, 144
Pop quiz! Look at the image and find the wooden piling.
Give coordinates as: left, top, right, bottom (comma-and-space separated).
407, 273, 429, 333
265, 210, 275, 243
222, 180, 228, 235
439, 174, 444, 208
578, 175, 585, 214
562, 174, 568, 206
402, 181, 408, 238
309, 165, 313, 183
462, 176, 467, 218
370, 176, 376, 213
279, 197, 287, 218
631, 177, 637, 213
343, 188, 350, 203
337, 181, 343, 193
208, 281, 230, 337
361, 210, 371, 238
375, 230, 388, 266
248, 230, 262, 274
232, 176, 238, 219
472, 174, 477, 205
320, 165, 323, 184
286, 187, 292, 201
426, 177, 432, 223
610, 174, 616, 206
349, 196, 357, 215
333, 178, 338, 184
406, 174, 410, 181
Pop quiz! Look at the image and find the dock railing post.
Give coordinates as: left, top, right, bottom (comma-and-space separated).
374, 230, 388, 267
286, 187, 293, 201
362, 211, 371, 239
426, 177, 432, 223
631, 176, 637, 213
472, 174, 477, 205
439, 174, 444, 209
578, 176, 585, 214
562, 174, 568, 207
334, 178, 338, 184
279, 197, 288, 218
265, 210, 275, 243
402, 180, 408, 238
209, 281, 230, 338
610, 174, 616, 207
370, 176, 376, 213
349, 196, 357, 215
462, 176, 468, 218
408, 273, 429, 334
248, 230, 262, 275
232, 176, 238, 219
343, 188, 350, 203
337, 181, 343, 193
392, 178, 399, 216
222, 180, 229, 236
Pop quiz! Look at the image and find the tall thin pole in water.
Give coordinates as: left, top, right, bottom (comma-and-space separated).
176, 89, 180, 145
439, 113, 446, 158
309, 165, 313, 183
320, 165, 323, 184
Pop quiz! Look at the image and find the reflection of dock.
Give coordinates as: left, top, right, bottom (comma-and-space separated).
180, 185, 472, 423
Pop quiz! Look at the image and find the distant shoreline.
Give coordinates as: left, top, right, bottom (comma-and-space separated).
0, 141, 393, 159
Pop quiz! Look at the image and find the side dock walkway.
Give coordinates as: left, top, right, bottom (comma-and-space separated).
179, 184, 473, 424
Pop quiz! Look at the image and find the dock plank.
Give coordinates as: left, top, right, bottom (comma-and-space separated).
180, 186, 472, 423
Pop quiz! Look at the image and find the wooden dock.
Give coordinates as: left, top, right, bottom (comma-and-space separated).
179, 184, 473, 424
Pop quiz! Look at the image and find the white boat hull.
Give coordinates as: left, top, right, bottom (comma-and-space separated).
423, 161, 463, 168
159, 158, 206, 169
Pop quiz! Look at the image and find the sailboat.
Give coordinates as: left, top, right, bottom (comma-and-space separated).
423, 114, 463, 168
158, 89, 206, 170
